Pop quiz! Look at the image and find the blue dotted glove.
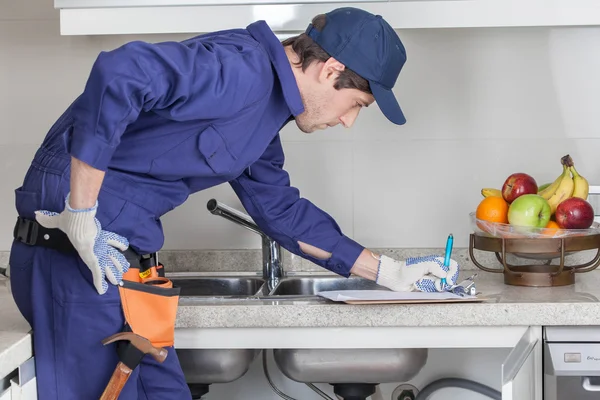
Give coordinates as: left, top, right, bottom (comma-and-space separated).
34, 193, 130, 295
376, 254, 460, 293
410, 255, 460, 292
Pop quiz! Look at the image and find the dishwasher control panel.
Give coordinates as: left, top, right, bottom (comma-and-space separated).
545, 327, 600, 376
545, 343, 600, 376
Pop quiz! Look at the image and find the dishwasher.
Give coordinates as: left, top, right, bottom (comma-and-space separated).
544, 326, 600, 400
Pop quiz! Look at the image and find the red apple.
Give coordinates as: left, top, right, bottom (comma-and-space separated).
555, 197, 595, 229
502, 173, 538, 204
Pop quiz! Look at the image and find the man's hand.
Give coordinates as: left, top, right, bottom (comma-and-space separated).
35, 193, 131, 294
375, 255, 460, 292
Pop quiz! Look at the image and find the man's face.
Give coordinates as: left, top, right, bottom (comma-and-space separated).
294, 58, 375, 133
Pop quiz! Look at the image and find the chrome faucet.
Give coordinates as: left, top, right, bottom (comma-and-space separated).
207, 199, 283, 292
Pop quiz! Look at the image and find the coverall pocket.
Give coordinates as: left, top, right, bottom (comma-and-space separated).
95, 191, 128, 232
54, 254, 123, 305
149, 125, 237, 180
197, 125, 237, 176
14, 187, 42, 220
118, 278, 180, 347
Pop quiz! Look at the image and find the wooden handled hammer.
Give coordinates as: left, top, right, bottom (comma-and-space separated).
99, 332, 168, 400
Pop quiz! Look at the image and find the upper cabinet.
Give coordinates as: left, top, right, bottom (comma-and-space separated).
54, 0, 600, 36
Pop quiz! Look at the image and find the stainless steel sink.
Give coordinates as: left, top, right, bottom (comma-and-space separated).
169, 274, 264, 388
269, 275, 389, 296
176, 348, 261, 384
270, 277, 428, 386
169, 275, 265, 298
273, 348, 428, 384
171, 273, 423, 389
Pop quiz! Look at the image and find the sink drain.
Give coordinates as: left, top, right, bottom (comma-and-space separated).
391, 384, 419, 400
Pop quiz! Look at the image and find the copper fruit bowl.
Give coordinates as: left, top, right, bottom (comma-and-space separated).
469, 213, 600, 287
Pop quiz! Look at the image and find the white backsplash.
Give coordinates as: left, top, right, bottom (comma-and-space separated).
1, 0, 600, 252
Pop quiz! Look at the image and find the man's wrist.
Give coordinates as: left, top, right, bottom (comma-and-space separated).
66, 193, 98, 213
349, 249, 380, 281
69, 156, 105, 209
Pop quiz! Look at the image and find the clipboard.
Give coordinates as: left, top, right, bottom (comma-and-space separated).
317, 290, 486, 305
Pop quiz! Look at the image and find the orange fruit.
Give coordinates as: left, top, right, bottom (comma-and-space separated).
542, 220, 561, 237
476, 196, 509, 224
546, 220, 560, 229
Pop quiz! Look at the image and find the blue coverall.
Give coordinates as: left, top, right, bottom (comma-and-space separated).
9, 20, 365, 399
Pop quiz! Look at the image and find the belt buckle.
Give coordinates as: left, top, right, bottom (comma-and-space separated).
15, 217, 38, 246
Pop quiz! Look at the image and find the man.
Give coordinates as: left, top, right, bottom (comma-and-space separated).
8, 6, 459, 400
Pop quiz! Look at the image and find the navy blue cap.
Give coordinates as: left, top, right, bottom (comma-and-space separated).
305, 7, 407, 125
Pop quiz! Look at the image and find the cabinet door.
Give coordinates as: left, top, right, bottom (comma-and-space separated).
0, 388, 11, 400
502, 327, 541, 400
9, 357, 36, 400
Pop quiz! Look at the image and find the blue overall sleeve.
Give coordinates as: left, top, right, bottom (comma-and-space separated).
229, 134, 364, 277
68, 38, 268, 171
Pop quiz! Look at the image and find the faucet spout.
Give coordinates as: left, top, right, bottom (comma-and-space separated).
207, 199, 263, 236
207, 199, 283, 292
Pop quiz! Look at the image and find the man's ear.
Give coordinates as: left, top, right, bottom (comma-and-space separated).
318, 57, 346, 84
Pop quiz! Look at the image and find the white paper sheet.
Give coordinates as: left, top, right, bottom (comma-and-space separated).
317, 290, 477, 303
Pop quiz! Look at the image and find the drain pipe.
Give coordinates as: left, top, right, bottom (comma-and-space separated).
414, 378, 501, 400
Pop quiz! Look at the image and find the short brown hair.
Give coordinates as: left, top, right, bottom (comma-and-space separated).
281, 14, 372, 95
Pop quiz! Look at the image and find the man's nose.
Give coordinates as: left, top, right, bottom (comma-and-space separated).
339, 108, 360, 128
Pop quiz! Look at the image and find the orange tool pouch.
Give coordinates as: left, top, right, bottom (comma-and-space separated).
118, 265, 180, 348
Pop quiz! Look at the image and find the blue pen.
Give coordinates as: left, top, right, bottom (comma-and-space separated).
441, 233, 454, 289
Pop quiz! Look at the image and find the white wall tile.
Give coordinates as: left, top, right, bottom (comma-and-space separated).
353, 26, 600, 143
161, 141, 354, 249
3, 0, 600, 253
161, 184, 259, 250
0, 20, 194, 146
0, 0, 59, 21
0, 145, 41, 250
0, 21, 106, 145
281, 141, 354, 237
352, 138, 599, 249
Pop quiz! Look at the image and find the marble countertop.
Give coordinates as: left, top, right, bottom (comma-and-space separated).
174, 270, 600, 328
4, 265, 600, 377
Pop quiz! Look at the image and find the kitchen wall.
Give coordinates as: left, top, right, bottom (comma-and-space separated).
2, 0, 600, 253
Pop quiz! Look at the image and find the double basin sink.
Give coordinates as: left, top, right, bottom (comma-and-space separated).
171, 273, 428, 390
171, 272, 384, 298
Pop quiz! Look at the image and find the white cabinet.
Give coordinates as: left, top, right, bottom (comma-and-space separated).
10, 377, 37, 400
0, 363, 14, 400
54, 0, 600, 36
0, 358, 37, 400
176, 325, 543, 400
55, 0, 386, 6
502, 327, 542, 400
0, 388, 11, 400
0, 327, 542, 400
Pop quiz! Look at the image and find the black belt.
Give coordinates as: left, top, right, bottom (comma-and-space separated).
13, 216, 157, 271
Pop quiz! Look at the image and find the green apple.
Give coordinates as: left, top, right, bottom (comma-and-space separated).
508, 194, 552, 228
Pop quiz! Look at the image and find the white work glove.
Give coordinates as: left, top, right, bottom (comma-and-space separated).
34, 193, 131, 295
376, 255, 460, 292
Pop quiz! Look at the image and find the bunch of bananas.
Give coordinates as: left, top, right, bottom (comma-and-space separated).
538, 155, 589, 213
481, 154, 589, 214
